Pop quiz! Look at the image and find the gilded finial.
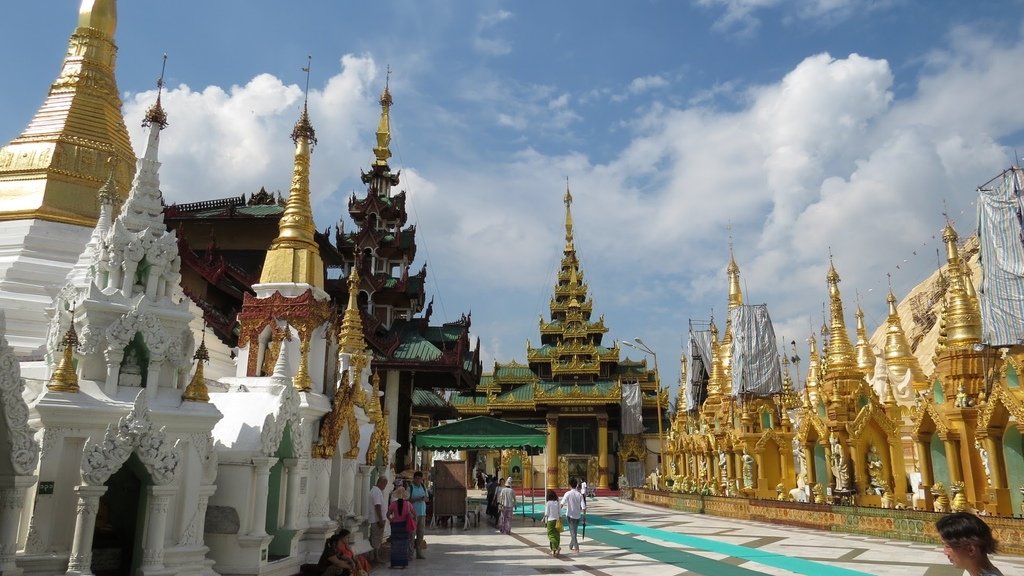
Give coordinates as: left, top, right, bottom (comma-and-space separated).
183, 329, 211, 402
259, 58, 324, 288
338, 264, 367, 352
373, 65, 393, 166
564, 179, 574, 246
939, 221, 982, 348
142, 54, 169, 129
78, 0, 116, 37
292, 57, 317, 147
853, 289, 875, 375
47, 317, 80, 392
727, 240, 742, 312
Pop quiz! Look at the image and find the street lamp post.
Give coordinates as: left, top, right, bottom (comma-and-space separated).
622, 338, 666, 475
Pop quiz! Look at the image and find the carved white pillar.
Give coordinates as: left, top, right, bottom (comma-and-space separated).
121, 262, 137, 297
145, 358, 164, 401
309, 459, 331, 526
140, 485, 174, 571
66, 485, 107, 576
339, 458, 357, 518
103, 349, 123, 395
283, 458, 300, 530
356, 465, 374, 521
250, 457, 278, 536
193, 485, 216, 545
0, 478, 34, 576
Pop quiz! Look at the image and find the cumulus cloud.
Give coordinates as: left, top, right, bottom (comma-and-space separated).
124, 55, 380, 207
118, 22, 1024, 382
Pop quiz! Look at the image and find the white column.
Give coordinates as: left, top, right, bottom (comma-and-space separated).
194, 485, 216, 543
250, 457, 278, 537
283, 458, 300, 530
140, 485, 174, 571
339, 458, 357, 518
356, 465, 374, 521
66, 485, 107, 576
0, 478, 35, 576
309, 459, 331, 526
103, 349, 123, 395
145, 358, 163, 401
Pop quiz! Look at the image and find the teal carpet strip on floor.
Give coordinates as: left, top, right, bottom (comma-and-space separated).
520, 505, 871, 576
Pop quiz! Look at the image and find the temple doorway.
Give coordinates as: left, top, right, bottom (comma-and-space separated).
92, 456, 147, 576
566, 457, 588, 485
267, 423, 296, 561
929, 435, 950, 486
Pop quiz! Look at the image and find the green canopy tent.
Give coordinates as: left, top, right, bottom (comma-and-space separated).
414, 416, 547, 525
413, 415, 547, 450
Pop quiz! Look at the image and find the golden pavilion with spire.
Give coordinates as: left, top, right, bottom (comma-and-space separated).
452, 185, 663, 491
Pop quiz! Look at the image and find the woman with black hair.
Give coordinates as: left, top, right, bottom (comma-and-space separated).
935, 512, 1004, 576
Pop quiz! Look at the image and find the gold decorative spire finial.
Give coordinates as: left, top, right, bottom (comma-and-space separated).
883, 287, 926, 388
824, 256, 856, 372
373, 66, 393, 167
78, 0, 116, 37
854, 301, 876, 377
142, 54, 169, 129
182, 330, 210, 402
939, 222, 982, 348
48, 318, 80, 392
727, 236, 743, 312
564, 179, 574, 247
259, 57, 324, 288
338, 265, 366, 352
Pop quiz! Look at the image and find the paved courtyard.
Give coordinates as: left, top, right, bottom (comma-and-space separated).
382, 495, 1024, 576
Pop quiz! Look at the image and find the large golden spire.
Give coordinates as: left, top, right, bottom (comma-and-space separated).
939, 223, 981, 349
0, 0, 135, 226
564, 181, 574, 251
854, 304, 876, 377
259, 69, 324, 288
373, 70, 393, 167
727, 247, 743, 312
824, 259, 857, 373
882, 288, 927, 387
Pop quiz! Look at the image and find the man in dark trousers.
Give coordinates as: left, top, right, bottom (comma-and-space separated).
485, 475, 500, 526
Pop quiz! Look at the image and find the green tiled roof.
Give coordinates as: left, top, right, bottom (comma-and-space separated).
497, 384, 535, 402
494, 363, 535, 380
412, 388, 450, 409
536, 379, 618, 396
392, 336, 442, 361
450, 394, 488, 407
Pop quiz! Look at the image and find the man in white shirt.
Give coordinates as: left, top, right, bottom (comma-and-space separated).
581, 479, 589, 502
369, 475, 388, 564
560, 477, 586, 551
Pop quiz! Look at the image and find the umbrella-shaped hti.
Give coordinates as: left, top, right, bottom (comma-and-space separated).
413, 415, 547, 450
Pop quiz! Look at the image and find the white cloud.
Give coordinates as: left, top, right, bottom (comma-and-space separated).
473, 10, 514, 56
124, 55, 380, 207
696, 0, 892, 35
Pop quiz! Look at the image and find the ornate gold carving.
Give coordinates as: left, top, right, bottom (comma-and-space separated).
365, 371, 390, 465
260, 324, 291, 377
238, 289, 330, 376
312, 369, 357, 459
182, 335, 210, 402
47, 321, 80, 392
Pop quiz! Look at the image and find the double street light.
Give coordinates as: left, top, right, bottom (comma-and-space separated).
621, 338, 666, 472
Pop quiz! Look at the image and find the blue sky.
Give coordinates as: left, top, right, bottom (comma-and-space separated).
3, 1, 1024, 401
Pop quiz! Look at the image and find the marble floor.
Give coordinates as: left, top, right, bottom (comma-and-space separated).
382, 495, 1024, 576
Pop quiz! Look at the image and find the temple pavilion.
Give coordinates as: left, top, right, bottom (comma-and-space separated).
451, 187, 667, 491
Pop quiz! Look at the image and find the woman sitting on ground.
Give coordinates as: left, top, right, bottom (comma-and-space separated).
935, 512, 1004, 576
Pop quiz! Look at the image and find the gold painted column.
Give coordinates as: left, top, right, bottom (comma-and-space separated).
802, 446, 816, 485
546, 414, 559, 490
597, 414, 609, 490
943, 437, 963, 483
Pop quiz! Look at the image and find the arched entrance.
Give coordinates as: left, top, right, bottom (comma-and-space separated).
92, 455, 149, 576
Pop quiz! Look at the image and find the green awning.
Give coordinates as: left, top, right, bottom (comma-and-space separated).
413, 416, 547, 449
